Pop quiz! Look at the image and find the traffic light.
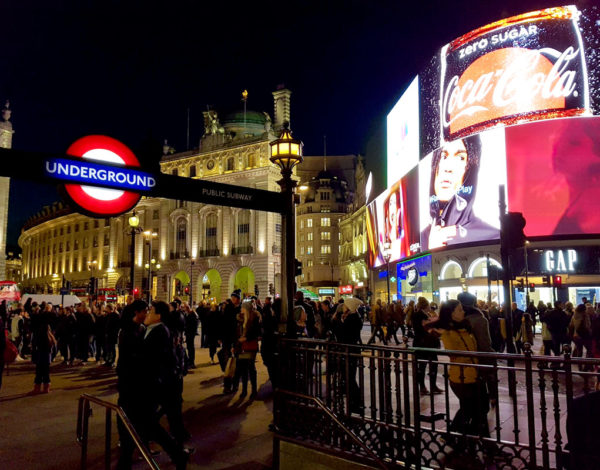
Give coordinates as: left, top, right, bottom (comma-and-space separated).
269, 283, 274, 295
529, 283, 536, 292
501, 212, 527, 251
133, 287, 140, 296
294, 258, 303, 277
517, 278, 525, 292
254, 284, 259, 297
184, 286, 190, 294
542, 275, 551, 286
553, 275, 562, 287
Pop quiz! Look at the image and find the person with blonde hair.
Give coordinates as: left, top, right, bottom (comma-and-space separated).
233, 300, 262, 399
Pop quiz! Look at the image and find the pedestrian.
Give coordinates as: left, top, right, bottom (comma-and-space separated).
367, 299, 386, 345
412, 297, 442, 395
10, 307, 24, 356
31, 310, 56, 394
220, 291, 242, 394
233, 300, 261, 399
138, 300, 192, 469
515, 313, 534, 354
260, 297, 277, 384
183, 304, 199, 368
570, 304, 592, 361
543, 301, 570, 356
430, 300, 489, 438
55, 306, 76, 365
104, 303, 120, 366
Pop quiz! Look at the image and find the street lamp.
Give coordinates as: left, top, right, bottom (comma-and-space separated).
87, 260, 98, 306
270, 121, 304, 321
383, 241, 391, 305
143, 230, 159, 303
144, 258, 161, 302
128, 210, 142, 296
524, 240, 530, 306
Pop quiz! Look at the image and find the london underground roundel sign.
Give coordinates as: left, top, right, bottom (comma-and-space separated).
62, 135, 145, 217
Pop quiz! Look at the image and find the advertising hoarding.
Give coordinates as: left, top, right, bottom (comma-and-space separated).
367, 5, 600, 269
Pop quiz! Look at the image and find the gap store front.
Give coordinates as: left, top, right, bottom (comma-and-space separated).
367, 5, 600, 304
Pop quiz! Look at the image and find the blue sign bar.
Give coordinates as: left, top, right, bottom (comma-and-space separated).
44, 157, 156, 192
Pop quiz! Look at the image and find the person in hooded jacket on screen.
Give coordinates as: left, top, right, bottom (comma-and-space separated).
422, 134, 497, 250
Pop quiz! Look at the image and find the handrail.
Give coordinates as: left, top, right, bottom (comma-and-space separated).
276, 389, 389, 470
76, 393, 160, 470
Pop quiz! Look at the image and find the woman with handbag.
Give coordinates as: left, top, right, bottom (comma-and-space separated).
430, 300, 489, 438
233, 301, 262, 399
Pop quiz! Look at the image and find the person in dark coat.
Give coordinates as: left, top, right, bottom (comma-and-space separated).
55, 306, 77, 365
543, 301, 570, 356
116, 300, 148, 470
75, 304, 95, 363
139, 301, 191, 469
31, 308, 55, 393
260, 297, 277, 384
220, 291, 241, 394
184, 304, 199, 368
104, 304, 120, 366
412, 297, 442, 395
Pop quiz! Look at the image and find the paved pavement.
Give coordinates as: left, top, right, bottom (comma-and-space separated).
0, 341, 274, 470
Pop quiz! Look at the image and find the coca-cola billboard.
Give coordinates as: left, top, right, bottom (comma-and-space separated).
440, 6, 589, 141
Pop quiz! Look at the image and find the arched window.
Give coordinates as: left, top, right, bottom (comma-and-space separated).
468, 257, 502, 278
440, 260, 463, 280
176, 219, 187, 257
246, 153, 256, 168
226, 157, 235, 172
206, 214, 218, 254
237, 210, 250, 248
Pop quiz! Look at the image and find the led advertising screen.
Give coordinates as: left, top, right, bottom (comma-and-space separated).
387, 76, 420, 186
369, 5, 600, 269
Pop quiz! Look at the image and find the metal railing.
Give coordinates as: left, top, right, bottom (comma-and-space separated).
274, 338, 600, 470
76, 393, 160, 470
231, 245, 254, 255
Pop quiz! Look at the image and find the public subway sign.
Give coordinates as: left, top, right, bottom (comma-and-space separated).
440, 5, 589, 141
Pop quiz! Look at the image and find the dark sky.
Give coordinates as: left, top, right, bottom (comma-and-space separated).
1, 0, 565, 249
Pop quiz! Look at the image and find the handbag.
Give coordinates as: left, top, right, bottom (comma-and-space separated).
224, 357, 236, 378
241, 339, 259, 352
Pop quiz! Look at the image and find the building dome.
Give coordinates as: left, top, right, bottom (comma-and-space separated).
222, 109, 269, 138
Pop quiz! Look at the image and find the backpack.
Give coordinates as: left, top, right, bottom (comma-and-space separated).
4, 330, 18, 364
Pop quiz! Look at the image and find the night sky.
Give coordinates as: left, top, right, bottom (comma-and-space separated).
1, 0, 570, 249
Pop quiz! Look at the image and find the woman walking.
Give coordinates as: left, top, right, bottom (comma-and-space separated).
31, 310, 56, 393
233, 301, 262, 399
412, 297, 442, 395
430, 300, 489, 438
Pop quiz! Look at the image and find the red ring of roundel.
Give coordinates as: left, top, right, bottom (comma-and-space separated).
64, 135, 141, 216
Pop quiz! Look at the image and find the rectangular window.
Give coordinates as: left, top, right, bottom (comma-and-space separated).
320, 191, 330, 200
172, 168, 178, 176
300, 246, 305, 255
83, 237, 89, 248
321, 231, 331, 240
74, 224, 79, 232
84, 222, 89, 230
66, 241, 70, 251
153, 210, 159, 219
300, 234, 304, 242
104, 234, 110, 245
237, 223, 250, 234
60, 227, 63, 236
189, 165, 197, 177
53, 229, 57, 237
321, 217, 331, 227
276, 223, 282, 232
93, 235, 98, 247
321, 245, 331, 254
338, 232, 342, 240
103, 254, 109, 268
105, 218, 110, 227
59, 242, 63, 253
307, 219, 313, 228
52, 244, 56, 254
74, 240, 79, 250
320, 206, 331, 213
307, 232, 313, 241
94, 220, 99, 229
307, 245, 313, 255
306, 260, 314, 267
67, 226, 71, 234
206, 227, 217, 237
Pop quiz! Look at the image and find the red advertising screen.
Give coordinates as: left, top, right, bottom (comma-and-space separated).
506, 117, 600, 237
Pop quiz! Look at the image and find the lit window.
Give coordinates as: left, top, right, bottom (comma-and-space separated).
338, 232, 342, 240
307, 260, 314, 267
321, 245, 331, 254
300, 246, 305, 255
321, 232, 330, 240
300, 234, 304, 242
321, 217, 331, 227
321, 206, 331, 213
307, 219, 313, 228
307, 232, 313, 241
300, 220, 304, 229
307, 245, 313, 255
153, 210, 159, 219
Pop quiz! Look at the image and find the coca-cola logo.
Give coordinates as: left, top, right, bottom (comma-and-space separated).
443, 46, 580, 135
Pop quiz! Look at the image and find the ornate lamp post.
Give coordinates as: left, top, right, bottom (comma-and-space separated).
383, 241, 391, 305
143, 230, 159, 303
128, 211, 142, 296
270, 121, 303, 321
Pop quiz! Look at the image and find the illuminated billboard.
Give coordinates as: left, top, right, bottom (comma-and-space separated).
369, 5, 600, 268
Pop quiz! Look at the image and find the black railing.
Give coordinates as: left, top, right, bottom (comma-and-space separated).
198, 248, 220, 257
169, 250, 190, 259
231, 245, 253, 255
76, 393, 159, 470
274, 338, 600, 470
